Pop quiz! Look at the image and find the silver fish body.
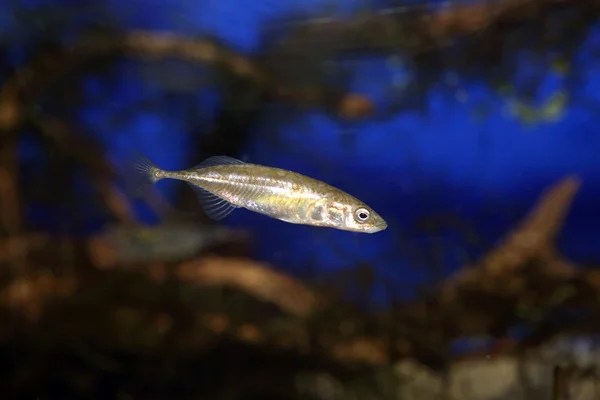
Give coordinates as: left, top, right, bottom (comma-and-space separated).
135, 155, 387, 233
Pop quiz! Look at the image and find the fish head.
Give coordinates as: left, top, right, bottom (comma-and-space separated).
345, 203, 388, 233
316, 198, 387, 233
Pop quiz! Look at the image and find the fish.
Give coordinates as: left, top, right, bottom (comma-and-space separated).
132, 154, 387, 233
100, 223, 246, 264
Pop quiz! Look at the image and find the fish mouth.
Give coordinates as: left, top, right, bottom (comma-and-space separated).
366, 221, 388, 233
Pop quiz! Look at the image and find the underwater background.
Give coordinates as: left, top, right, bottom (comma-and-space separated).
1, 0, 600, 398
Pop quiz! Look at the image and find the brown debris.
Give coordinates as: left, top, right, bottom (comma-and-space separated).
338, 93, 375, 120
203, 313, 230, 334
1, 271, 77, 321
0, 234, 49, 264
87, 235, 118, 269
330, 337, 389, 365
0, 144, 21, 236
418, 0, 572, 45
237, 323, 264, 343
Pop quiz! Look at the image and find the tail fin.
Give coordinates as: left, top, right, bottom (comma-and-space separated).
126, 151, 164, 197
118, 151, 199, 221
132, 152, 162, 184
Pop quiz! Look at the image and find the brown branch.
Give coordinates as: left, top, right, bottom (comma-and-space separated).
0, 161, 20, 235
0, 135, 26, 271
0, 30, 326, 132
76, 172, 600, 366
268, 0, 575, 57
87, 229, 322, 318
0, 0, 576, 128
175, 256, 322, 318
1, 176, 596, 368
31, 117, 137, 225
426, 0, 570, 41
439, 175, 581, 301
118, 31, 268, 86
0, 56, 137, 226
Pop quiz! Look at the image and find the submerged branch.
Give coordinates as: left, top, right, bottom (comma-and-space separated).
175, 256, 322, 318
440, 175, 581, 301
0, 0, 578, 128
426, 0, 572, 41
1, 176, 599, 368
32, 117, 138, 225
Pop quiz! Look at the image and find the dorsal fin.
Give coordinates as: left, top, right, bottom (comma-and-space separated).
191, 155, 246, 170
186, 183, 238, 221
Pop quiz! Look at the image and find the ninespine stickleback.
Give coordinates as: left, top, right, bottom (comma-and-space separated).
134, 154, 387, 233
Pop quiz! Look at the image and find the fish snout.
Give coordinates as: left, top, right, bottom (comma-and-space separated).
365, 218, 387, 233
375, 220, 388, 232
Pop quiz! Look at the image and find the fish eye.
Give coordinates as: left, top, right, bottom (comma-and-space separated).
354, 207, 370, 223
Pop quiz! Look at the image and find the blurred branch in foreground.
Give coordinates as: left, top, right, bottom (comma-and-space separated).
2, 175, 599, 370
0, 0, 583, 129
269, 0, 574, 54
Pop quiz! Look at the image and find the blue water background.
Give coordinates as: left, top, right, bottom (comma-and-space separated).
3, 0, 599, 355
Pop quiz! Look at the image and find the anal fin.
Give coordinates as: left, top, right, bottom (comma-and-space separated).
187, 183, 238, 221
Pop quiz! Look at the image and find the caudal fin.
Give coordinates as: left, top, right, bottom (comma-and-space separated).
132, 152, 162, 184
125, 151, 164, 197
117, 151, 200, 221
